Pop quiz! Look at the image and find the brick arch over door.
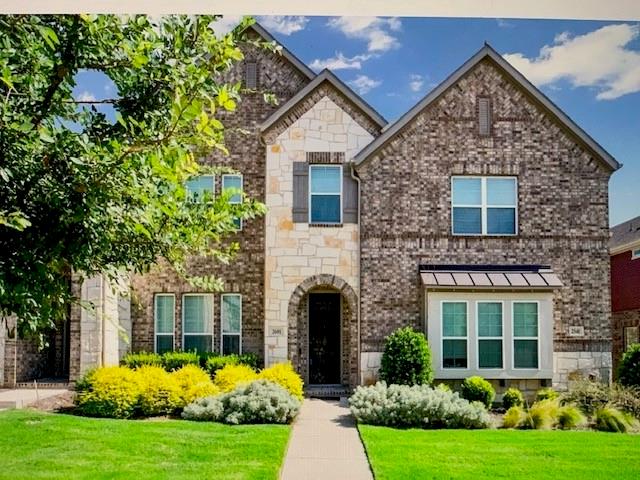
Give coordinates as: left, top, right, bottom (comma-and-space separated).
287, 274, 359, 387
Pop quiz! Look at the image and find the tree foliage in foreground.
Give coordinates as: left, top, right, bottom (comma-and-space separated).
0, 15, 272, 342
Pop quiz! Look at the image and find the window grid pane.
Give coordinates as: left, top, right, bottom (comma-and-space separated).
479, 339, 503, 368
514, 339, 538, 368
514, 303, 538, 337
443, 339, 467, 368
156, 335, 173, 354
478, 302, 502, 337
443, 302, 467, 337
486, 178, 516, 205
310, 166, 341, 193
222, 175, 242, 204
222, 335, 241, 355
452, 178, 482, 205
155, 295, 174, 334
186, 175, 214, 202
453, 207, 482, 234
183, 335, 212, 353
487, 208, 516, 234
222, 295, 241, 334
183, 295, 213, 334
310, 195, 341, 223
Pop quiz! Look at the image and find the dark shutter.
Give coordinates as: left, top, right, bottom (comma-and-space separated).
292, 162, 308, 223
245, 62, 257, 89
478, 97, 491, 136
343, 164, 358, 223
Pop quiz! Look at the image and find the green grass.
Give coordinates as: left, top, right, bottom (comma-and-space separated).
0, 409, 290, 480
359, 425, 640, 479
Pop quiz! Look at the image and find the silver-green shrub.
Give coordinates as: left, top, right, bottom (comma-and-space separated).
182, 379, 301, 424
349, 382, 492, 429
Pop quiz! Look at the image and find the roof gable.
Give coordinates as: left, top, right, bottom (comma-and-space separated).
353, 44, 621, 171
611, 215, 640, 253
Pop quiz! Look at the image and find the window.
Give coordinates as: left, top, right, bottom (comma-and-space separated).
624, 326, 639, 351
513, 302, 539, 369
185, 175, 214, 202
245, 62, 257, 89
477, 302, 503, 368
182, 294, 213, 352
309, 165, 342, 224
221, 294, 242, 355
222, 174, 243, 230
452, 176, 517, 235
632, 248, 640, 260
154, 294, 175, 353
442, 302, 468, 368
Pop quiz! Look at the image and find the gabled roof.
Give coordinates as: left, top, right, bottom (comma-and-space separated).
260, 69, 388, 134
353, 44, 621, 171
610, 215, 640, 254
247, 22, 315, 81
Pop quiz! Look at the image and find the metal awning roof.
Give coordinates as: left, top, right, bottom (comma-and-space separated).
420, 265, 563, 290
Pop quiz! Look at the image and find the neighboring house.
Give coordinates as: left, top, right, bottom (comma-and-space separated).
610, 215, 640, 375
1, 23, 622, 397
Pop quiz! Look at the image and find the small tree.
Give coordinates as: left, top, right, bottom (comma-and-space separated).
379, 327, 433, 385
618, 343, 640, 387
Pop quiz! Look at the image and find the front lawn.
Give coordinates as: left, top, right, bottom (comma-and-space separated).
359, 425, 640, 479
0, 409, 290, 480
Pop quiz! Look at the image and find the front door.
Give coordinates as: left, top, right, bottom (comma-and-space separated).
308, 292, 341, 384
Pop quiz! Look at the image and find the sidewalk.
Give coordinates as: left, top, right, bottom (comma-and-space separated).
0, 388, 69, 410
280, 398, 373, 480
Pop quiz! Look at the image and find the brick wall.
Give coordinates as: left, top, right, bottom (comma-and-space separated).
356, 59, 613, 383
612, 308, 640, 375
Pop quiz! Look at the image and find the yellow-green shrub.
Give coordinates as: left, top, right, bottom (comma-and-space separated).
75, 366, 142, 419
258, 362, 304, 399
137, 365, 181, 416
522, 399, 560, 430
503, 405, 526, 428
171, 364, 220, 406
213, 364, 258, 392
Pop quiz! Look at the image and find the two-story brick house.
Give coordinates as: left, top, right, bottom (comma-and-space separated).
1, 23, 621, 395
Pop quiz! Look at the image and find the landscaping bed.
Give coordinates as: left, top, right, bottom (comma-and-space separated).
0, 409, 290, 480
359, 425, 640, 479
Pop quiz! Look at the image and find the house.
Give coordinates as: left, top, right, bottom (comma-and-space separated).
1, 23, 621, 396
610, 215, 640, 375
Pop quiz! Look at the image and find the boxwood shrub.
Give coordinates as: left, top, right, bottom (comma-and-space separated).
502, 387, 524, 409
379, 327, 433, 386
618, 343, 640, 387
162, 351, 200, 371
121, 352, 162, 369
461, 376, 495, 408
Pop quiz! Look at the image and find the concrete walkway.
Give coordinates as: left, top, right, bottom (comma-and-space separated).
0, 388, 69, 409
280, 398, 373, 480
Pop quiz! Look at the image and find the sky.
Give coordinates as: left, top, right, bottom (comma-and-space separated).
73, 16, 640, 226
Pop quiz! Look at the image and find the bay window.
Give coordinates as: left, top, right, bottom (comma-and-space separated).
442, 302, 468, 368
477, 302, 503, 369
513, 302, 539, 369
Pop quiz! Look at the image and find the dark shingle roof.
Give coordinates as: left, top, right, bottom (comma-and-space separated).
610, 215, 640, 251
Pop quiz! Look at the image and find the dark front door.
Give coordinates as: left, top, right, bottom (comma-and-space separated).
308, 292, 341, 384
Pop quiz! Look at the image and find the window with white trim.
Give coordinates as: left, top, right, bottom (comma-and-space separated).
154, 294, 175, 354
309, 165, 342, 224
452, 176, 517, 235
513, 302, 539, 369
185, 175, 214, 202
182, 294, 213, 352
632, 248, 640, 260
221, 294, 242, 355
222, 174, 243, 230
477, 302, 503, 369
442, 302, 468, 368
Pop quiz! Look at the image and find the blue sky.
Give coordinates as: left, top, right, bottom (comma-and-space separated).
73, 16, 640, 226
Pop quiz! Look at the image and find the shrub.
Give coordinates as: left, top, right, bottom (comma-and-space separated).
435, 383, 451, 392
594, 407, 634, 433
204, 353, 260, 376
503, 406, 526, 428
561, 380, 640, 419
182, 395, 224, 421
171, 364, 219, 406
461, 376, 495, 408
618, 343, 640, 387
349, 382, 492, 429
521, 399, 560, 430
502, 388, 524, 409
213, 364, 258, 392
162, 351, 199, 371
379, 327, 433, 386
258, 362, 304, 399
121, 352, 162, 369
557, 405, 586, 430
536, 387, 559, 402
75, 366, 142, 419
137, 365, 181, 416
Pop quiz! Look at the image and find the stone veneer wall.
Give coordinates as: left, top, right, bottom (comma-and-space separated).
356, 58, 614, 388
612, 308, 640, 376
128, 37, 310, 360
263, 94, 374, 375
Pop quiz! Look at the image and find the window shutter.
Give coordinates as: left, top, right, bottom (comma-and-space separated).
292, 162, 309, 223
343, 164, 358, 223
478, 97, 491, 136
245, 62, 257, 89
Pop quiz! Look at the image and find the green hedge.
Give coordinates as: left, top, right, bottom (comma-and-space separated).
121, 351, 261, 376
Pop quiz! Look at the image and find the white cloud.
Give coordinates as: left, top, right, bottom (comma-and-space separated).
309, 52, 372, 71
409, 74, 424, 92
257, 16, 308, 35
503, 24, 640, 100
496, 18, 514, 28
348, 75, 381, 94
76, 91, 97, 102
210, 16, 243, 38
328, 17, 402, 52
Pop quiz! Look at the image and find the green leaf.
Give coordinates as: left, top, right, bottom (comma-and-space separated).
37, 25, 59, 49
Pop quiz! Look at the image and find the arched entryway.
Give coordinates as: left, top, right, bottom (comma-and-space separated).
287, 274, 358, 387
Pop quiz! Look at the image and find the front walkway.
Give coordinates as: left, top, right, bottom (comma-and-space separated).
0, 388, 69, 409
280, 398, 373, 480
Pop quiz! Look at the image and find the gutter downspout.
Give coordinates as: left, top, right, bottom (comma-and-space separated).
350, 163, 362, 386
100, 275, 106, 367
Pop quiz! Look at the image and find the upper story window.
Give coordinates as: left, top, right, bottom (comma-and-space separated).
222, 174, 243, 230
186, 175, 214, 202
309, 165, 342, 224
632, 248, 640, 260
451, 176, 517, 235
